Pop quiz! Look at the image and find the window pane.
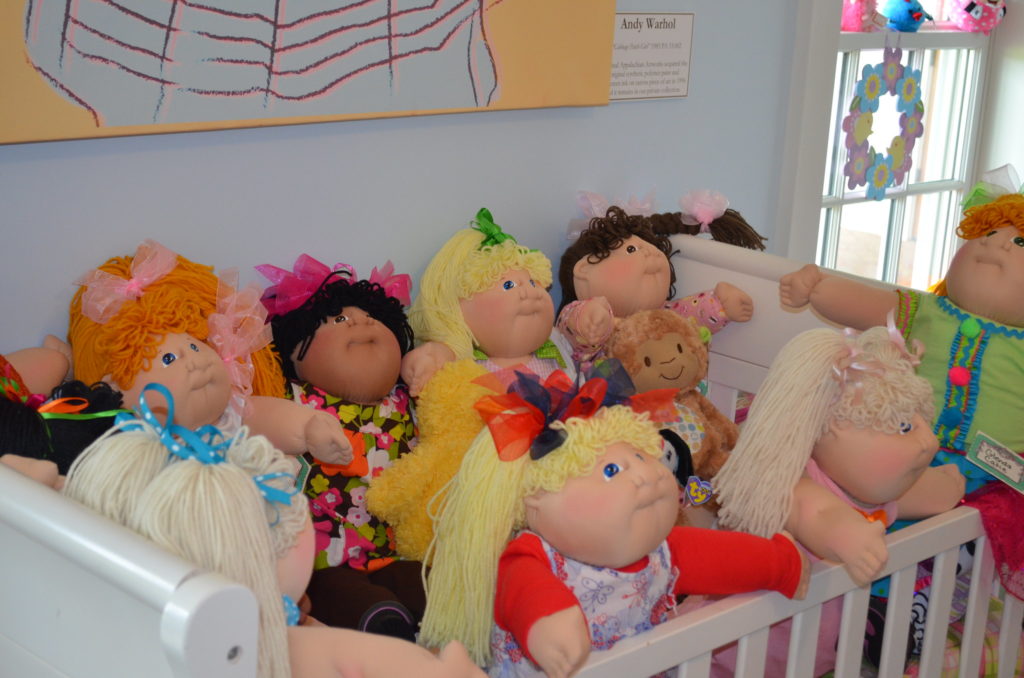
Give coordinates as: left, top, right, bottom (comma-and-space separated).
833, 200, 893, 279
909, 48, 977, 184
897, 191, 960, 289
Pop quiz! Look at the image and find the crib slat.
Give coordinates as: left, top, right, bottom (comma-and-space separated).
877, 564, 916, 678
833, 587, 869, 678
917, 546, 959, 678
734, 626, 768, 677
996, 587, 1024, 678
784, 605, 822, 678
957, 535, 993, 678
677, 651, 711, 678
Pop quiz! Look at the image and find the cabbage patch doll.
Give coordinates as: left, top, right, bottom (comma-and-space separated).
779, 169, 1024, 600
369, 210, 571, 562
257, 255, 423, 639
67, 240, 350, 465
557, 197, 761, 369
62, 388, 485, 678
419, 370, 809, 677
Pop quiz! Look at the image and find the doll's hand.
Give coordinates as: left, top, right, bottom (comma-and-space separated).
573, 297, 615, 346
714, 282, 754, 323
1, 454, 64, 490
776, 530, 811, 600
779, 264, 824, 309
401, 342, 456, 397
526, 606, 591, 678
303, 411, 354, 465
432, 641, 487, 678
830, 518, 888, 587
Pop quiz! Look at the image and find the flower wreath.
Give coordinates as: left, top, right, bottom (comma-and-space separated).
842, 47, 925, 201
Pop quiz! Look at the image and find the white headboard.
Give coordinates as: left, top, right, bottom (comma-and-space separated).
0, 463, 260, 678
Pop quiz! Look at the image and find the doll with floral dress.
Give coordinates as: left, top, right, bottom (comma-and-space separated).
711, 325, 965, 677
556, 192, 764, 368
779, 168, 1024, 601
418, 368, 810, 677
61, 386, 485, 678
257, 255, 423, 640
368, 209, 572, 562
66, 239, 350, 465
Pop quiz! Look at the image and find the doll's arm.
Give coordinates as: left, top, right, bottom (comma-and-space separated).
526, 606, 591, 678
556, 298, 615, 363
713, 281, 754, 323
289, 627, 486, 678
1, 454, 63, 490
245, 396, 353, 465
5, 345, 71, 395
400, 341, 456, 398
786, 477, 888, 586
779, 264, 899, 330
895, 464, 965, 520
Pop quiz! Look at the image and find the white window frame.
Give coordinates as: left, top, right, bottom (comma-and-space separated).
775, 0, 993, 275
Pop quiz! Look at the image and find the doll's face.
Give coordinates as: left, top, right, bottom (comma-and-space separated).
459, 269, 555, 360
573, 236, 671, 317
629, 331, 704, 393
293, 306, 401, 404
944, 226, 1024, 327
812, 412, 938, 507
524, 441, 678, 568
277, 511, 316, 603
119, 333, 231, 429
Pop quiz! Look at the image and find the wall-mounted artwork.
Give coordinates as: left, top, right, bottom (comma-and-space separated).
2, 0, 614, 144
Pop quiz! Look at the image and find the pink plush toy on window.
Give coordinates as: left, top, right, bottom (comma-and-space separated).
557, 192, 764, 368
950, 0, 1007, 35
418, 368, 809, 677
67, 240, 351, 465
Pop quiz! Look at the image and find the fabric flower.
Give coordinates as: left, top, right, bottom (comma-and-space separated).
365, 448, 392, 480
866, 155, 894, 201
845, 142, 872, 190
375, 430, 395, 449
881, 47, 905, 95
895, 68, 922, 114
312, 519, 333, 553
349, 486, 367, 507
856, 63, 885, 113
317, 429, 368, 477
309, 473, 331, 495
346, 504, 371, 527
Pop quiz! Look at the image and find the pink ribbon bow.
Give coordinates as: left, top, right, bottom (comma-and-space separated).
885, 310, 924, 367
75, 239, 178, 323
256, 254, 355, 318
367, 261, 412, 307
679, 189, 729, 234
576, 190, 656, 219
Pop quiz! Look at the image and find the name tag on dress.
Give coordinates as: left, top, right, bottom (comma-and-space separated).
967, 432, 1024, 495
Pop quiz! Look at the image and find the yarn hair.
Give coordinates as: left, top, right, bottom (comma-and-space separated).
409, 228, 552, 359
419, 405, 661, 666
931, 194, 1024, 295
714, 326, 934, 538
558, 206, 678, 313
647, 208, 768, 251
69, 252, 285, 396
268, 272, 415, 381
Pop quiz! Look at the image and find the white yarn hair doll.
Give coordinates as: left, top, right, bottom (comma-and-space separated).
713, 324, 965, 586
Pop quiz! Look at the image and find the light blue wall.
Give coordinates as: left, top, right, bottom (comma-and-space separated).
0, 1, 796, 351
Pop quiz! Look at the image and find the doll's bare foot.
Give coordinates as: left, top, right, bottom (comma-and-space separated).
43, 334, 74, 380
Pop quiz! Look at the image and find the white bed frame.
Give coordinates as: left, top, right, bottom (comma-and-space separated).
0, 236, 1019, 677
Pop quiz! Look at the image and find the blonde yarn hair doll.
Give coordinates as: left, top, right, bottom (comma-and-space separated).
63, 386, 485, 678
420, 369, 808, 676
67, 240, 350, 464
369, 209, 568, 561
714, 325, 965, 586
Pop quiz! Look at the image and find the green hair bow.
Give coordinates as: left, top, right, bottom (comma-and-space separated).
471, 208, 518, 248
962, 164, 1024, 210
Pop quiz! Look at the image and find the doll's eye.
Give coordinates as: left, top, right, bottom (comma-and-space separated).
677, 343, 683, 353
1013, 236, 1024, 247
502, 280, 516, 290
529, 279, 536, 287
986, 230, 998, 237
189, 343, 199, 352
644, 356, 652, 367
899, 421, 913, 434
626, 245, 637, 254
333, 314, 348, 324
602, 463, 621, 480
161, 352, 178, 366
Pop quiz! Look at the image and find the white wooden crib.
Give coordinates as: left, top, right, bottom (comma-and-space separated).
0, 236, 1020, 678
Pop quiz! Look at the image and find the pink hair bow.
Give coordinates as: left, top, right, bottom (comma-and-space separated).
885, 310, 924, 367
576, 190, 656, 218
832, 328, 886, 396
207, 270, 273, 425
256, 254, 354, 318
75, 239, 178, 323
367, 261, 412, 307
679, 190, 729, 234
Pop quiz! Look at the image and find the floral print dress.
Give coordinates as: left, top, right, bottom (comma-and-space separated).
291, 382, 417, 572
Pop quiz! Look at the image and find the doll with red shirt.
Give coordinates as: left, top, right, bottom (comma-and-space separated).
257, 256, 424, 640
557, 194, 764, 368
418, 368, 809, 677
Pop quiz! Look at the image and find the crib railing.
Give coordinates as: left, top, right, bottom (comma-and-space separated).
575, 505, 1022, 678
